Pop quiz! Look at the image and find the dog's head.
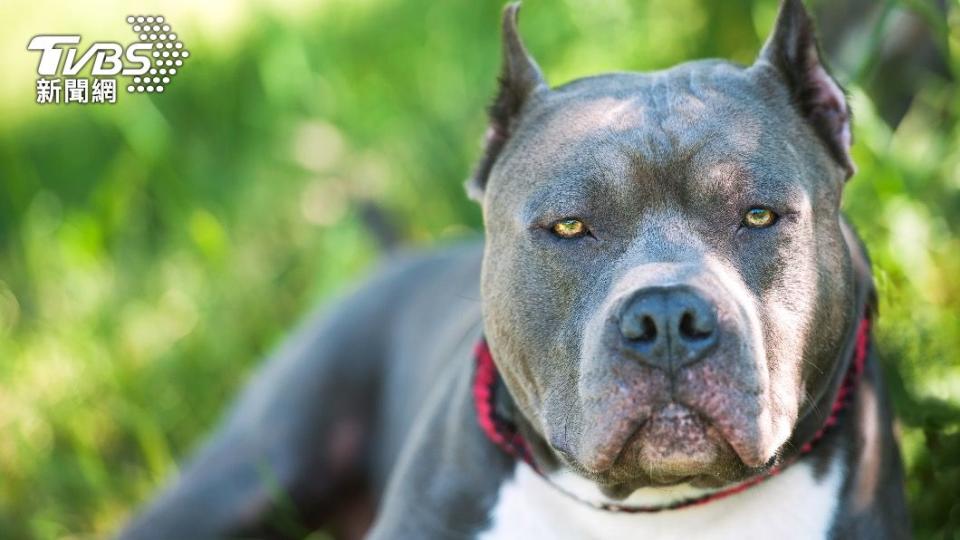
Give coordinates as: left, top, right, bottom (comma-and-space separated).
471, 1, 861, 495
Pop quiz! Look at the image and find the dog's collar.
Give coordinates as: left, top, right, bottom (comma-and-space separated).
472, 315, 871, 513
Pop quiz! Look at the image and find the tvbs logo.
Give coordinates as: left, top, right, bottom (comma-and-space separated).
28, 15, 190, 105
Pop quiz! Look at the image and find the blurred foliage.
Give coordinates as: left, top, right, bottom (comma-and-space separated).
0, 0, 957, 538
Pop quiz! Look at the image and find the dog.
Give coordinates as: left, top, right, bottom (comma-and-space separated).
121, 1, 910, 538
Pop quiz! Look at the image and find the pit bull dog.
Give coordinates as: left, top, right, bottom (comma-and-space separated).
121, 1, 910, 538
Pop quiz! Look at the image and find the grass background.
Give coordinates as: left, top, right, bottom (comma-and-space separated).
0, 0, 957, 538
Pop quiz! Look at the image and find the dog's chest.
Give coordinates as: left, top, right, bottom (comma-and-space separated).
478, 457, 844, 540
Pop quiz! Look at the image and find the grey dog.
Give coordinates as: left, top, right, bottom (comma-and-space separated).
122, 0, 909, 538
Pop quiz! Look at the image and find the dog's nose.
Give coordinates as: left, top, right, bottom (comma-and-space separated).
618, 286, 718, 371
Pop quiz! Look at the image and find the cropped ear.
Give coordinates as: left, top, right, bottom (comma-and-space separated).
466, 2, 547, 202
758, 0, 856, 179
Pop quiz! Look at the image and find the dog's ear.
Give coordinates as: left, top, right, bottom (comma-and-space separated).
758, 0, 855, 179
466, 2, 547, 202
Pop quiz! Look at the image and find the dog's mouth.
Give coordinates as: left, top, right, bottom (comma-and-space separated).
610, 403, 744, 485
559, 400, 762, 490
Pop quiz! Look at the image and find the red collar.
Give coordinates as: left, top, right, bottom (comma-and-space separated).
472, 316, 870, 513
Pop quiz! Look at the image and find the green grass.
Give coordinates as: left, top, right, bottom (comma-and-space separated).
0, 0, 958, 537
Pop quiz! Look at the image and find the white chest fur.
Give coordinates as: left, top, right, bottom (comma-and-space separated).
479, 456, 844, 540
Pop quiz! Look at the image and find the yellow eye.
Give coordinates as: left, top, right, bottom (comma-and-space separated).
551, 218, 587, 238
743, 208, 777, 228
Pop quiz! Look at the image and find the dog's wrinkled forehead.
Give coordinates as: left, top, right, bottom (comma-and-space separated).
524, 66, 762, 155
488, 63, 816, 216
505, 66, 773, 177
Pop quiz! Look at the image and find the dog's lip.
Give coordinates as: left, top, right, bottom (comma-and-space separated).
604, 417, 649, 471
564, 401, 755, 480
591, 401, 711, 473
642, 400, 773, 470
680, 400, 773, 470
617, 403, 722, 466
569, 416, 651, 475
548, 415, 649, 475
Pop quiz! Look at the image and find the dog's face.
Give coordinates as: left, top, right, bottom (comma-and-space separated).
473, 2, 860, 494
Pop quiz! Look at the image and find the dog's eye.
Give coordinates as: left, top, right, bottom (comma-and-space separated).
551, 218, 587, 239
742, 208, 778, 229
